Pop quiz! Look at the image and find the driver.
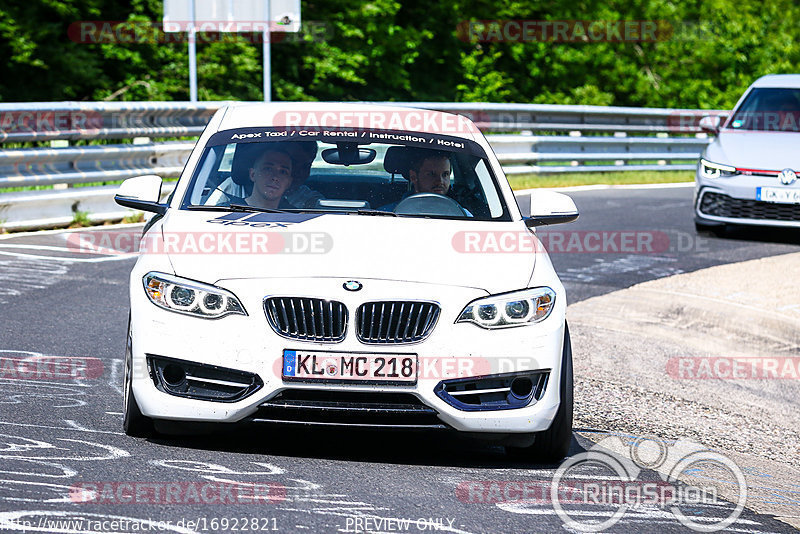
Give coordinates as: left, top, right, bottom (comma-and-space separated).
409, 150, 452, 195
381, 149, 470, 214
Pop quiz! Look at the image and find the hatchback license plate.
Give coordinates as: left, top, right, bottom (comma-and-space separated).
282, 350, 417, 384
757, 187, 800, 204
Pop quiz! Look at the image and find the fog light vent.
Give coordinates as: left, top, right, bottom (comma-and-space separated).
435, 371, 549, 411
147, 355, 263, 402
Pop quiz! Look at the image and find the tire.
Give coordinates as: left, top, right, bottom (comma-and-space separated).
123, 313, 155, 438
507, 323, 573, 463
695, 221, 726, 237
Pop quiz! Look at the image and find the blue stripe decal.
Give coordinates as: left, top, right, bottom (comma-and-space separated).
283, 350, 296, 377
214, 212, 250, 221
241, 212, 322, 223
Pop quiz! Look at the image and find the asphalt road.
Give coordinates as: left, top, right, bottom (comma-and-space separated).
0, 185, 798, 533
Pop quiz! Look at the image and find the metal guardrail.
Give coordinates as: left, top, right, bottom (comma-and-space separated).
0, 101, 722, 230
0, 141, 192, 188
487, 134, 709, 174
0, 101, 220, 143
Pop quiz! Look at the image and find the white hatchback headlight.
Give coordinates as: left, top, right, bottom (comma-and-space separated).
457, 287, 556, 329
143, 272, 246, 319
699, 158, 737, 179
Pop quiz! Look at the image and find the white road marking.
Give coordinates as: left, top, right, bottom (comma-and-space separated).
0, 222, 144, 241
0, 479, 87, 504
0, 248, 136, 263
0, 436, 129, 462
0, 420, 123, 436
0, 257, 69, 302
516, 182, 695, 195
150, 460, 286, 476
559, 255, 683, 283
109, 358, 123, 396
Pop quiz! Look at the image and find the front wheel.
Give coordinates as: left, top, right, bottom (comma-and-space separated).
506, 323, 573, 463
123, 313, 155, 438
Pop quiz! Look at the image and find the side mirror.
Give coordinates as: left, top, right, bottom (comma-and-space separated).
698, 115, 721, 135
114, 175, 168, 214
522, 191, 579, 227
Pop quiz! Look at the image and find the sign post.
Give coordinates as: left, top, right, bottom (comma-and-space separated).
188, 0, 197, 102
163, 0, 301, 102
263, 0, 271, 102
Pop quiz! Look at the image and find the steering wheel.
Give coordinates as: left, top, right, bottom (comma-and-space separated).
393, 193, 468, 217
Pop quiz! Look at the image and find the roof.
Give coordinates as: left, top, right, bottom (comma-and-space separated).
215, 102, 480, 140
751, 74, 800, 88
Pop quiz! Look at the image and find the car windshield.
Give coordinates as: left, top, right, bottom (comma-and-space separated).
728, 88, 800, 132
181, 127, 510, 221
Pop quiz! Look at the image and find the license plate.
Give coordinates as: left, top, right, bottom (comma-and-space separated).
282, 350, 417, 384
756, 187, 800, 204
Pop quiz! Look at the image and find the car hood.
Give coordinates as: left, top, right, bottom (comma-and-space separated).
707, 130, 800, 169
154, 210, 537, 293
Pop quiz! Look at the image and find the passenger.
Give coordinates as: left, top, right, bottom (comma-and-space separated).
222, 142, 323, 209
245, 147, 295, 209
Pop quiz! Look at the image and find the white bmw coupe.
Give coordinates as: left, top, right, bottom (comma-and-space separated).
116, 103, 579, 461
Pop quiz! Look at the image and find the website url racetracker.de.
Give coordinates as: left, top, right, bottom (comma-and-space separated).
0, 515, 279, 532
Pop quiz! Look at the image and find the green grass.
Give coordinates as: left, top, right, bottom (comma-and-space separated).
508, 170, 694, 190
0, 171, 693, 195
0, 177, 179, 194
69, 209, 92, 228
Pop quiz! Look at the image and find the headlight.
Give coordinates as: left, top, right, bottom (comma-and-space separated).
143, 272, 247, 319
456, 287, 556, 329
699, 158, 737, 179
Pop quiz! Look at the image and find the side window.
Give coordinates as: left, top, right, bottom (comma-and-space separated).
474, 159, 504, 218
187, 145, 225, 206
219, 143, 237, 172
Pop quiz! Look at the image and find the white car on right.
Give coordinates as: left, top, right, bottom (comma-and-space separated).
694, 74, 800, 234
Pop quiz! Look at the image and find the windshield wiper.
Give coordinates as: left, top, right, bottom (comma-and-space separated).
228, 203, 290, 214
354, 209, 398, 217
185, 204, 289, 214
185, 205, 234, 212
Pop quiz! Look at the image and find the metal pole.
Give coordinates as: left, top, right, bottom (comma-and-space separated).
188, 0, 198, 102
263, 0, 271, 102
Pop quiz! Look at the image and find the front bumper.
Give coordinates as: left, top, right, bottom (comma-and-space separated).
129, 276, 567, 434
694, 167, 800, 228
